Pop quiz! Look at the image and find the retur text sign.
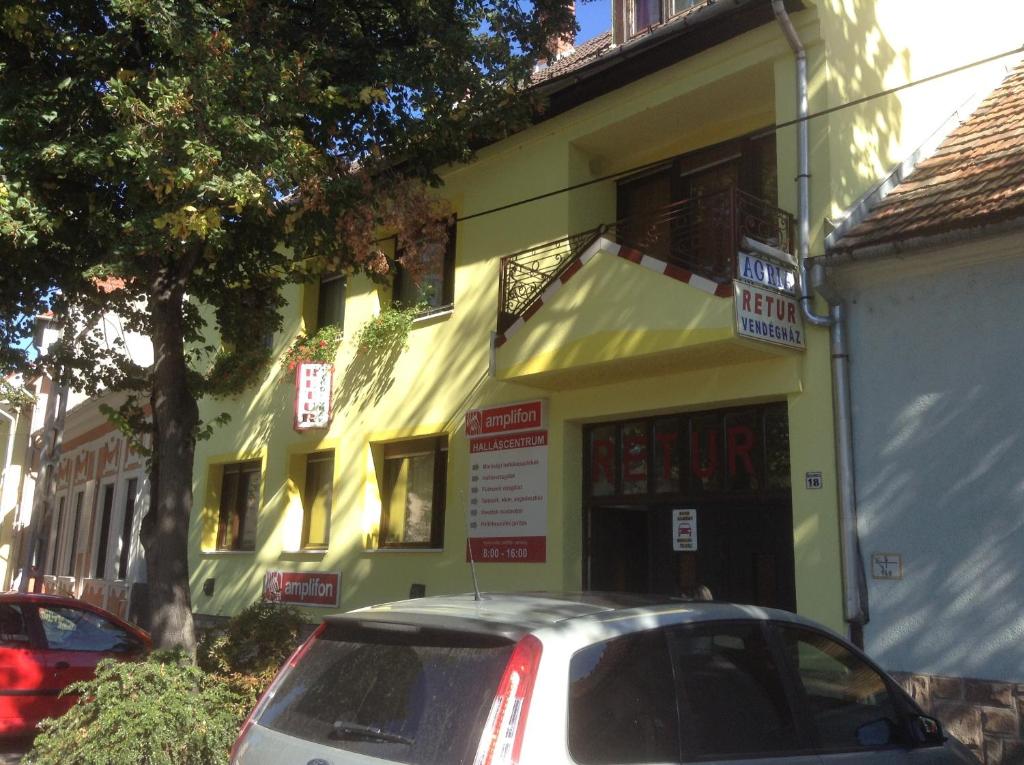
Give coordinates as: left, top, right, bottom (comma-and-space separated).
734, 282, 806, 350
294, 362, 333, 431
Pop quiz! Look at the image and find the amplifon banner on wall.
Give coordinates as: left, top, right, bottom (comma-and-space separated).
263, 571, 340, 607
465, 400, 546, 437
294, 362, 333, 431
465, 401, 548, 563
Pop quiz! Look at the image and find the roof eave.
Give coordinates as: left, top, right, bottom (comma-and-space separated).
531, 0, 804, 121
825, 214, 1024, 267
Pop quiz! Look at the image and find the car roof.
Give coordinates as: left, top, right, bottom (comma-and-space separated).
333, 592, 821, 640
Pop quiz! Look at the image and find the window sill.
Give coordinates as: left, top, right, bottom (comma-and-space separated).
200, 549, 256, 557
279, 550, 327, 561
363, 547, 444, 554
412, 306, 453, 326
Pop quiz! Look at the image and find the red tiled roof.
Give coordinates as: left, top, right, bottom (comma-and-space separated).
531, 31, 613, 85
832, 61, 1024, 252
530, 0, 721, 86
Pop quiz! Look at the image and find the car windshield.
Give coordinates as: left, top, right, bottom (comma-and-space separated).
257, 621, 514, 765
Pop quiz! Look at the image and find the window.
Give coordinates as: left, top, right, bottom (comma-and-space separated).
625, 0, 699, 38
217, 460, 262, 551
257, 622, 513, 762
316, 273, 346, 331
631, 0, 661, 33
668, 622, 802, 759
568, 628, 679, 763
777, 626, 903, 751
393, 222, 456, 312
117, 477, 138, 578
302, 451, 333, 549
94, 484, 115, 579
615, 133, 779, 276
380, 436, 447, 548
0, 604, 31, 646
671, 0, 698, 16
66, 490, 84, 576
37, 605, 142, 653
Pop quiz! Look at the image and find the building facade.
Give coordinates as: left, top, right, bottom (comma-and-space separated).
4, 304, 154, 625
826, 61, 1024, 765
188, 6, 1023, 757
30, 390, 152, 623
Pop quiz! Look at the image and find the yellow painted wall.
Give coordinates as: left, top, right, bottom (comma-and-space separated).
190, 0, 1012, 633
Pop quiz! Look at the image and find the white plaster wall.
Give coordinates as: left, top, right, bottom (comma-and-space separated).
838, 237, 1024, 683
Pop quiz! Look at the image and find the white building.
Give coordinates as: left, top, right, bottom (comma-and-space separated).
825, 61, 1024, 762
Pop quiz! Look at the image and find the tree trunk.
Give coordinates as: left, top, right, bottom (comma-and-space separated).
142, 271, 199, 654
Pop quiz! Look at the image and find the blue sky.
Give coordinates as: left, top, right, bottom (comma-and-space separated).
576, 0, 612, 44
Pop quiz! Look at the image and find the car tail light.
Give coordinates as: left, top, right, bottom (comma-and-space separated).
229, 623, 326, 765
473, 634, 543, 765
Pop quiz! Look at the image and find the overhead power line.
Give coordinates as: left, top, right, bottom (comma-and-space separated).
453, 43, 1024, 227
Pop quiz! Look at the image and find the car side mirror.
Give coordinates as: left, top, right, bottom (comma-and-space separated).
910, 714, 946, 745
856, 717, 896, 747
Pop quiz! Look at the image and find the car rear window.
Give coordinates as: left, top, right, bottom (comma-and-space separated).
257, 621, 514, 765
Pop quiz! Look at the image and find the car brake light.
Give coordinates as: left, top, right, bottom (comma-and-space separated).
473, 634, 543, 765
229, 622, 326, 764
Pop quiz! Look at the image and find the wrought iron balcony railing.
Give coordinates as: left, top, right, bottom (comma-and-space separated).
497, 187, 793, 334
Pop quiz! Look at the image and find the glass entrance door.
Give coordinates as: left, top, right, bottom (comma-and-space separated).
586, 503, 796, 610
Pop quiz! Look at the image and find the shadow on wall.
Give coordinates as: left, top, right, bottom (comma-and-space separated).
818, 0, 909, 217
851, 271, 1024, 685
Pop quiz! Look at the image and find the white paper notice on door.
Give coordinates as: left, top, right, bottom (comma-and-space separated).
673, 509, 698, 552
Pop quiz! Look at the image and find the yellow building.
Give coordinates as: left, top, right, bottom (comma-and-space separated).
189, 0, 1024, 638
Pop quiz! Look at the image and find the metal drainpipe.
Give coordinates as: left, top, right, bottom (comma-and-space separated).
771, 0, 869, 644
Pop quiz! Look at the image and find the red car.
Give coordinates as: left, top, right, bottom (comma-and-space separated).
0, 592, 150, 737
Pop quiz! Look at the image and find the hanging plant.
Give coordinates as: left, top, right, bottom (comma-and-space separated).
0, 378, 36, 408
205, 345, 272, 399
281, 324, 344, 377
353, 303, 425, 355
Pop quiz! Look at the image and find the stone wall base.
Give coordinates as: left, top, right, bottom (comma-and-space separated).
891, 671, 1024, 765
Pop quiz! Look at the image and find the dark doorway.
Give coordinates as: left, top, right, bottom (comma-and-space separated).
583, 404, 796, 611
586, 503, 795, 610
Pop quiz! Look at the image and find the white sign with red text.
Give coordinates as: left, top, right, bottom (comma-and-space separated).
466, 401, 548, 563
734, 281, 805, 350
294, 362, 333, 430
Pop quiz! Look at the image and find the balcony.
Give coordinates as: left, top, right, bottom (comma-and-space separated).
497, 187, 793, 335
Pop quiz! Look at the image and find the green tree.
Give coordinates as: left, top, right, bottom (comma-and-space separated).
0, 0, 574, 652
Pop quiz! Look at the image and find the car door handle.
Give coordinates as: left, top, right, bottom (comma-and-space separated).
54, 661, 70, 670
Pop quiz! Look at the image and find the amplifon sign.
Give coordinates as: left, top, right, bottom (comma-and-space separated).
466, 400, 548, 563
294, 362, 333, 431
263, 571, 340, 607
465, 400, 546, 437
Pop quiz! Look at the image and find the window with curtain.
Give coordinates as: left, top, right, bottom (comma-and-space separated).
302, 451, 334, 549
380, 436, 447, 548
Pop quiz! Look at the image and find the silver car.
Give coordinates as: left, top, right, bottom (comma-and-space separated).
230, 593, 977, 765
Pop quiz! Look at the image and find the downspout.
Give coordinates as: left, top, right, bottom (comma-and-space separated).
0, 407, 16, 589
771, 0, 869, 644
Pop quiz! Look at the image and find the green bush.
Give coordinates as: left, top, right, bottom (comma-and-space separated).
197, 600, 306, 685
24, 651, 248, 765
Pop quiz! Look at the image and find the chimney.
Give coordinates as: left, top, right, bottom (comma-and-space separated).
544, 2, 576, 62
